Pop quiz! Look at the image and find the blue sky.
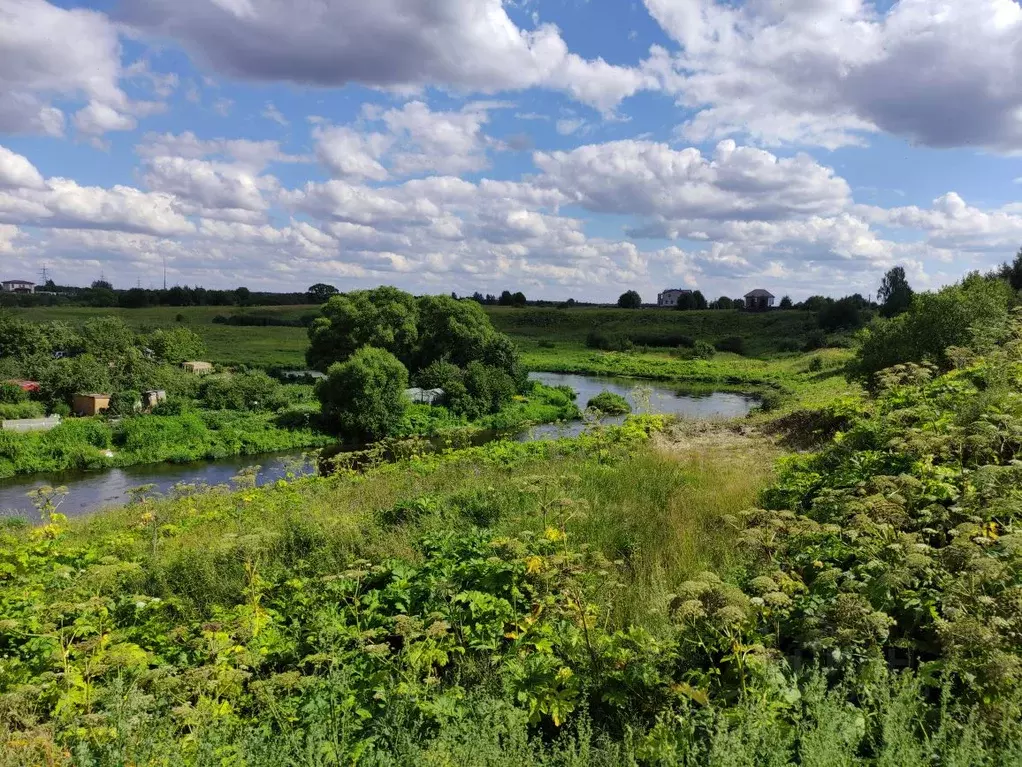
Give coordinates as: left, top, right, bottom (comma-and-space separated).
2, 0, 1022, 301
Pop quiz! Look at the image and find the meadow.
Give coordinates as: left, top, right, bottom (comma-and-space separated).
8, 306, 315, 368
8, 304, 827, 369
12, 288, 1022, 763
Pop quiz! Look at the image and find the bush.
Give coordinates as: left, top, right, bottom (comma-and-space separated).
777, 338, 801, 353
416, 360, 464, 391
0, 402, 44, 420
0, 382, 27, 405
586, 329, 633, 352
537, 340, 556, 349
692, 340, 716, 359
317, 346, 409, 440
756, 390, 784, 412
818, 297, 863, 332
715, 335, 746, 355
586, 391, 632, 415
808, 356, 824, 372
464, 362, 516, 416
200, 371, 281, 411
108, 390, 141, 416
853, 274, 1015, 383
803, 329, 827, 351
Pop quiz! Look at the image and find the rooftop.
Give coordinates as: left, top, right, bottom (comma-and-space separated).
744, 289, 774, 298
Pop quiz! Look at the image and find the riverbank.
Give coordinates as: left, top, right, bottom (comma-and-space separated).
0, 375, 761, 519
521, 344, 858, 412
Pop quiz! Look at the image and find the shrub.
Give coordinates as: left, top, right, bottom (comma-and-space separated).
416, 360, 464, 391
464, 362, 516, 415
756, 390, 784, 412
808, 356, 824, 372
586, 329, 633, 352
0, 383, 27, 405
200, 371, 281, 411
586, 391, 632, 415
803, 329, 827, 351
317, 346, 409, 440
693, 340, 716, 359
818, 297, 863, 332
108, 390, 142, 416
715, 336, 745, 355
537, 340, 556, 349
777, 338, 801, 353
853, 274, 1015, 383
0, 402, 44, 420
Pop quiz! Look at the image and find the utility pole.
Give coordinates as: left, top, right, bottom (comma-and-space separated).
163, 256, 167, 291
39, 264, 49, 284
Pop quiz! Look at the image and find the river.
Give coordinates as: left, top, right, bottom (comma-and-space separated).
0, 373, 758, 520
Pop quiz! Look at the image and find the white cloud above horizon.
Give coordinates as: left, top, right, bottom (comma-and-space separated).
0, 0, 1021, 301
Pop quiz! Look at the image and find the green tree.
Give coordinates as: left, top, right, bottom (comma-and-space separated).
0, 316, 51, 359
80, 317, 136, 362
38, 355, 112, 408
464, 362, 515, 415
317, 347, 409, 439
998, 248, 1022, 291
617, 290, 642, 309
415, 295, 495, 369
854, 274, 1015, 383
144, 327, 207, 364
715, 296, 734, 310
779, 295, 793, 309
675, 291, 707, 310
818, 297, 864, 332
308, 283, 339, 303
480, 334, 526, 389
306, 287, 419, 371
878, 266, 914, 317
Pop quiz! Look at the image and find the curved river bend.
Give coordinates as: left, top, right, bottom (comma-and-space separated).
0, 373, 758, 520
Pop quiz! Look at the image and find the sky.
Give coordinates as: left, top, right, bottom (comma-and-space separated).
3, 0, 1022, 302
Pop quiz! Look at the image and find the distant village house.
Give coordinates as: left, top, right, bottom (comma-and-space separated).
657, 288, 692, 308
1, 280, 35, 294
744, 289, 775, 312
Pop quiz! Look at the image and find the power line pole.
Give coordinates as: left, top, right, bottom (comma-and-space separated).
163, 257, 167, 291
39, 264, 49, 284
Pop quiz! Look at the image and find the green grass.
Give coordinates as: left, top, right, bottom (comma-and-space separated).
484, 306, 820, 356
8, 305, 314, 368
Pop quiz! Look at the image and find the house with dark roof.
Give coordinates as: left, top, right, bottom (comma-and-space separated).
657, 288, 693, 308
744, 289, 775, 311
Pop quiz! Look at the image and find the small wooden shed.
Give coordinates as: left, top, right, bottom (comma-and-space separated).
72, 393, 111, 417
142, 389, 167, 410
182, 361, 214, 375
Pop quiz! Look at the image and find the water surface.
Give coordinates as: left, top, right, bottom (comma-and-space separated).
0, 373, 757, 520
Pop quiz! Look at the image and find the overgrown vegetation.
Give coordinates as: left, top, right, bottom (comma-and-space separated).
11, 263, 1022, 760
309, 288, 530, 439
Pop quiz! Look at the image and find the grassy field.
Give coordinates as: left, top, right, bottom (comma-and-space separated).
8, 304, 830, 374
486, 306, 821, 356
8, 305, 315, 368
